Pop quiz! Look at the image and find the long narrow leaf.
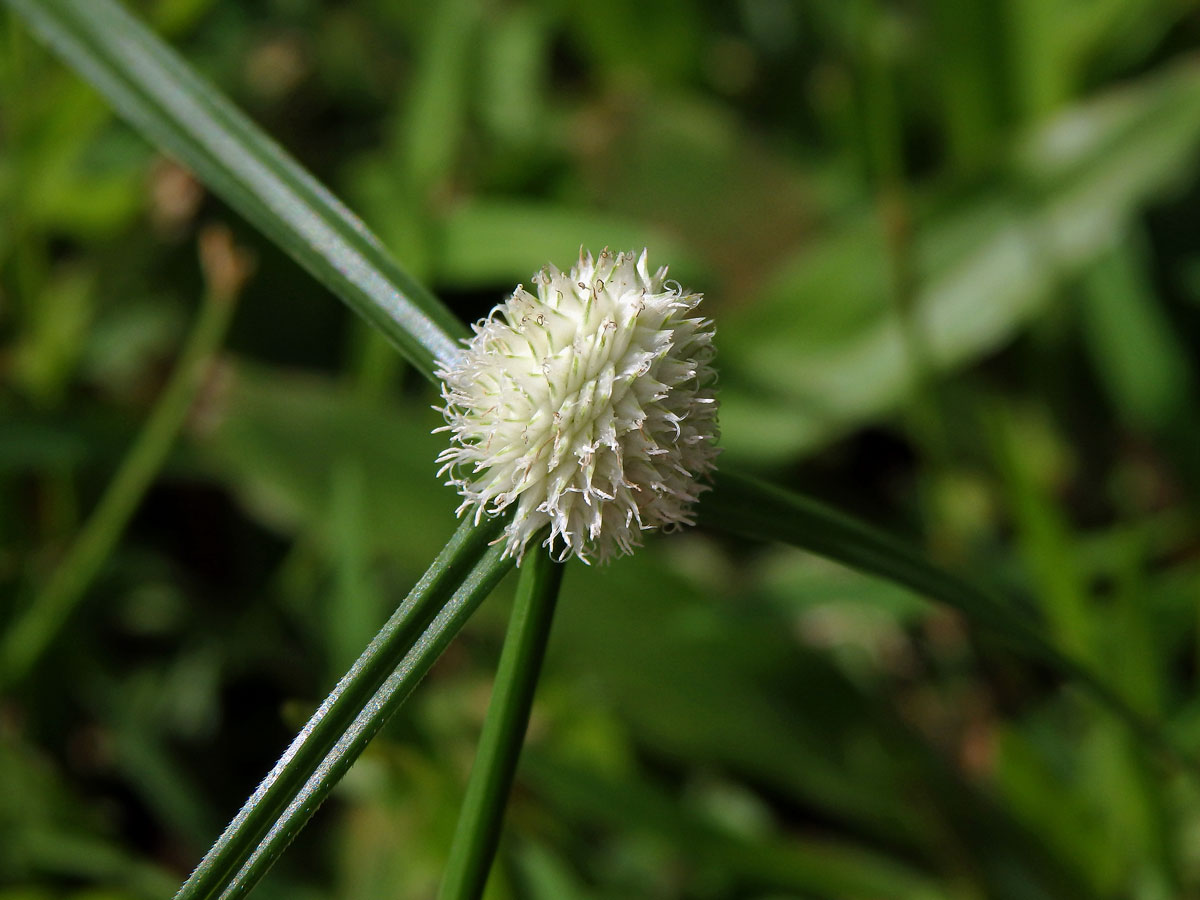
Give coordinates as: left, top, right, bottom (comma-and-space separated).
3, 0, 467, 377
176, 516, 504, 900
0, 243, 238, 684
699, 469, 1198, 775
213, 541, 517, 900
701, 470, 1041, 649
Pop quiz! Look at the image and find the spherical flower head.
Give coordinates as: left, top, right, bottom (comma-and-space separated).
435, 248, 720, 564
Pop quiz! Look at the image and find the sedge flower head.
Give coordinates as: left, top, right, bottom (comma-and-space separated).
435, 248, 720, 564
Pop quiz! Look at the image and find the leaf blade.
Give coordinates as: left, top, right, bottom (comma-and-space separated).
213, 540, 517, 900
175, 517, 505, 900
699, 468, 1199, 777
4, 0, 467, 377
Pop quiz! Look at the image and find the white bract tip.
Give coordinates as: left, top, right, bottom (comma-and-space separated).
435, 248, 720, 564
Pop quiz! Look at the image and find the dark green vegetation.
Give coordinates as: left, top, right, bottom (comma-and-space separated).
4, 1, 1200, 898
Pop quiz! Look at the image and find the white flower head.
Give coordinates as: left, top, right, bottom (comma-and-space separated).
435, 248, 720, 564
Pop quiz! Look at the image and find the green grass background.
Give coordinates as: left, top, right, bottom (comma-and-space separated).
4, 0, 1200, 897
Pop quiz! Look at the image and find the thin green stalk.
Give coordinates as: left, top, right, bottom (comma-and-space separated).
0, 250, 240, 685
175, 515, 505, 900
438, 544, 566, 900
208, 540, 517, 900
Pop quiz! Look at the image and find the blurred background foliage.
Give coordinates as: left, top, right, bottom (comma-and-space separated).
3, 0, 1200, 898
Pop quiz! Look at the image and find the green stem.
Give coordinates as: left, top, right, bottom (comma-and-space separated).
174, 515, 506, 900
0, 276, 238, 685
438, 545, 566, 900
210, 539, 517, 900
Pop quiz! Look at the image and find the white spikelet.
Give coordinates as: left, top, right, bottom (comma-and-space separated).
434, 248, 720, 564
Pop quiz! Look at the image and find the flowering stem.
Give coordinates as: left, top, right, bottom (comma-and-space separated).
175, 515, 508, 900
438, 545, 566, 900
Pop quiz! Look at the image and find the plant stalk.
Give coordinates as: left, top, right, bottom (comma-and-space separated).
438, 546, 566, 900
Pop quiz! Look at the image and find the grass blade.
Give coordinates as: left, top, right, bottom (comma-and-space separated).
0, 227, 243, 685
3, 0, 467, 377
175, 516, 505, 900
210, 540, 517, 900
700, 469, 1043, 650
699, 468, 1199, 775
438, 545, 565, 900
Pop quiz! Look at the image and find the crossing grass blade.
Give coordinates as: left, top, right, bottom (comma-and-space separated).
204, 540, 517, 900
174, 517, 506, 900
0, 229, 242, 685
699, 468, 1200, 777
2, 0, 468, 378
